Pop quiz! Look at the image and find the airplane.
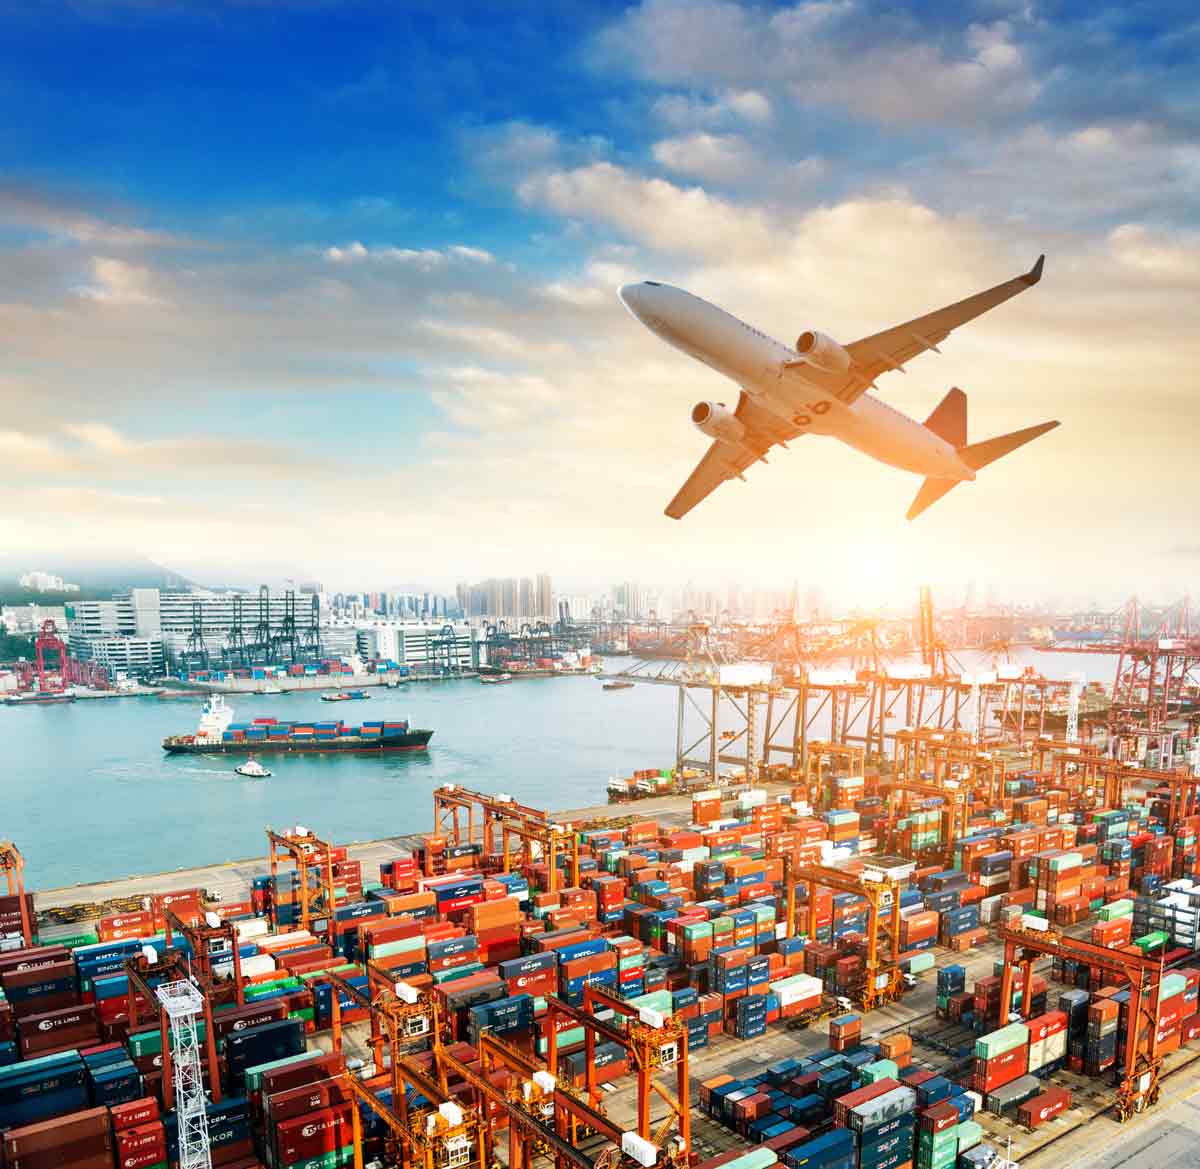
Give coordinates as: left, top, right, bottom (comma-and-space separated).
617, 256, 1059, 521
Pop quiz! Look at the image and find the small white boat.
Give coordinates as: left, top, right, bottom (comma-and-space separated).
234, 758, 271, 779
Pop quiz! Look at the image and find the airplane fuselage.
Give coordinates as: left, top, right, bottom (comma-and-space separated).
619, 281, 974, 482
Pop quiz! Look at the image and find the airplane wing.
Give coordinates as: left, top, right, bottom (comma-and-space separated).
799, 255, 1045, 407
665, 392, 801, 519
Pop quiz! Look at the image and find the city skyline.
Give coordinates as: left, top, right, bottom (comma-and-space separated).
1, 4, 1196, 607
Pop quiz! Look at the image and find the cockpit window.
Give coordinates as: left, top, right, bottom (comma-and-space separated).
644, 281, 662, 287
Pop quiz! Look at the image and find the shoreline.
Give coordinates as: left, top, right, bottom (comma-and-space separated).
34, 783, 793, 925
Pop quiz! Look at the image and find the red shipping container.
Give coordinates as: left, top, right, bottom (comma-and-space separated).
110, 1098, 160, 1133
1018, 1086, 1071, 1128
274, 1104, 354, 1165
973, 1044, 1028, 1093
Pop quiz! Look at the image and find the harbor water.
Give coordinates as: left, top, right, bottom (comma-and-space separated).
6, 649, 1113, 888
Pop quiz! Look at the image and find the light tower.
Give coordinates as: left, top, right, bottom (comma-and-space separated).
155, 980, 212, 1169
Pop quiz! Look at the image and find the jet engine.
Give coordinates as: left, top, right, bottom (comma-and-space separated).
795, 330, 852, 374
691, 401, 745, 444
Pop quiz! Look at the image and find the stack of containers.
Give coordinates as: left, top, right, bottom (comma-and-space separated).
829, 1014, 862, 1053
915, 1100, 957, 1169
849, 1083, 916, 1169
1025, 1011, 1068, 1076
1085, 997, 1119, 1076
972, 1024, 1028, 1098
1, 1107, 114, 1169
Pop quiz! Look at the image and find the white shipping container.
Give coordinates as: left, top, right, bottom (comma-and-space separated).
234, 917, 270, 940
239, 954, 277, 978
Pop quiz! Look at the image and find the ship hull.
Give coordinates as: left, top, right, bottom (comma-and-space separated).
163, 730, 433, 754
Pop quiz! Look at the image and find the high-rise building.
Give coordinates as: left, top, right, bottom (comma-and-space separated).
536, 574, 553, 621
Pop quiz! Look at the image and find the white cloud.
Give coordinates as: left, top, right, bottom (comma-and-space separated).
652, 132, 758, 182
0, 186, 188, 249
652, 89, 772, 128
76, 257, 164, 306
324, 242, 494, 266
1109, 224, 1200, 284
600, 2, 1040, 128
518, 161, 775, 259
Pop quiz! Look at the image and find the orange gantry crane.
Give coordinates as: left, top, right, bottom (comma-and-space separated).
326, 969, 616, 1169
431, 784, 580, 893
877, 779, 971, 867
997, 921, 1166, 1120
0, 842, 32, 947
802, 741, 866, 810
266, 825, 338, 944
783, 857, 906, 1010
155, 900, 246, 1007
543, 984, 691, 1164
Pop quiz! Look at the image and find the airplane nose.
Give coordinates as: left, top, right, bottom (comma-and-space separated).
618, 283, 643, 312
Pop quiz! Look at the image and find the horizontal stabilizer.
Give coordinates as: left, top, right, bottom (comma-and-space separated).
959, 420, 1060, 471
906, 477, 960, 521
923, 387, 967, 447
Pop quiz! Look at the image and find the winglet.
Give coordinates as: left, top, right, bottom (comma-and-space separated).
1022, 254, 1045, 286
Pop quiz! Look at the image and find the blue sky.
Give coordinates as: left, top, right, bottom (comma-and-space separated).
1, 1, 1197, 602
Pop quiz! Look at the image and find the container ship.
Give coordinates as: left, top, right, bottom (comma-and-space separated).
162, 695, 433, 754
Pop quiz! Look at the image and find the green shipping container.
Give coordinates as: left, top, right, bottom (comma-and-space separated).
129, 1020, 208, 1058
1162, 972, 1188, 999
1135, 931, 1169, 952
858, 1059, 899, 1084
245, 1050, 316, 1094
956, 1121, 983, 1152
57, 932, 100, 949
706, 1151, 776, 1169
1099, 899, 1133, 920
975, 1022, 1029, 1060
905, 952, 936, 975
285, 1147, 355, 1169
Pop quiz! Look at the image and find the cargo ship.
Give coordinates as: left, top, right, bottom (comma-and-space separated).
3, 690, 77, 706
162, 695, 433, 754
321, 690, 370, 702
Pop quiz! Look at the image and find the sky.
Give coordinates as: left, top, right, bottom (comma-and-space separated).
0, 0, 1197, 607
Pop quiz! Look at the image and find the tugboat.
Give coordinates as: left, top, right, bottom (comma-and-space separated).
234, 758, 271, 779
602, 680, 634, 691
479, 673, 512, 685
163, 694, 433, 754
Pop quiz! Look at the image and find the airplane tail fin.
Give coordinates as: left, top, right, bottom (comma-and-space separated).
906, 478, 961, 521
923, 386, 967, 447
906, 418, 1060, 521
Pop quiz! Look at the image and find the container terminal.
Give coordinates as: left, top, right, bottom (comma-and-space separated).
2, 597, 1199, 1169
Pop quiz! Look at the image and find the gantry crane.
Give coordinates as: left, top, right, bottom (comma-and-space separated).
0, 843, 33, 947
431, 785, 579, 893
155, 900, 245, 1007
802, 741, 866, 809
877, 779, 971, 867
266, 825, 338, 944
326, 970, 484, 1169
783, 858, 905, 1009
998, 921, 1166, 1120
543, 986, 690, 1164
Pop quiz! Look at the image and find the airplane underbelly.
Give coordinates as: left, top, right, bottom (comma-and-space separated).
833, 398, 961, 477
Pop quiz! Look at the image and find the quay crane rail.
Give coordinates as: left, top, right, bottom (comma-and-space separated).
998, 921, 1166, 1121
